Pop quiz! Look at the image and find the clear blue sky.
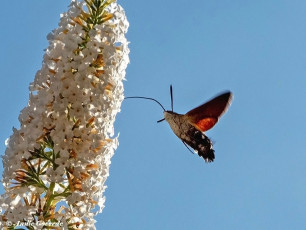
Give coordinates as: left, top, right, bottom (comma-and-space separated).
1, 1, 306, 229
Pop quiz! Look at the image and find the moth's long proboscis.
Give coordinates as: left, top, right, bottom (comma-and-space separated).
125, 96, 166, 112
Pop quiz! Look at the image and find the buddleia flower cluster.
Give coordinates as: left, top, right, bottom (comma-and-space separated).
0, 0, 129, 229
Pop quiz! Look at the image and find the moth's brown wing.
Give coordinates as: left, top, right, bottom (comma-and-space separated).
185, 91, 233, 132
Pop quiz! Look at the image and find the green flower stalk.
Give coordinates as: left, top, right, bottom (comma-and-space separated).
0, 0, 129, 229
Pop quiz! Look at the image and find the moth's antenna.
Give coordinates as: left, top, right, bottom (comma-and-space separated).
125, 96, 166, 112
170, 85, 174, 112
158, 85, 173, 123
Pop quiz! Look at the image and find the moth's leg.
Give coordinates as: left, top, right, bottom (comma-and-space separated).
182, 141, 194, 154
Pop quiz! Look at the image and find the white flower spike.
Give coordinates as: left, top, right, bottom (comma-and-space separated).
0, 1, 129, 229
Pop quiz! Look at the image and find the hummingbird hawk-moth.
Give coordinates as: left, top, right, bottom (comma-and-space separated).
125, 86, 233, 162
